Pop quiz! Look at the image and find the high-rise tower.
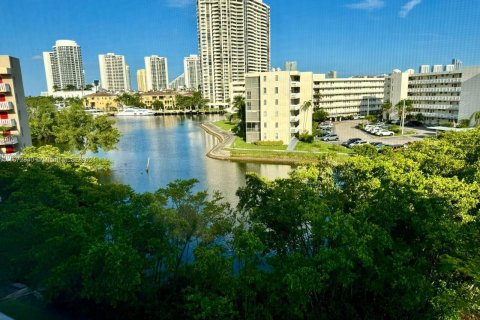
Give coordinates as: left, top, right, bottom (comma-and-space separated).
98, 53, 130, 92
144, 56, 169, 91
43, 40, 85, 94
197, 0, 270, 107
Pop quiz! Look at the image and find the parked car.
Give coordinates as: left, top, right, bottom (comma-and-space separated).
375, 130, 395, 136
349, 140, 368, 148
353, 115, 365, 120
321, 133, 339, 141
405, 120, 423, 127
342, 138, 362, 147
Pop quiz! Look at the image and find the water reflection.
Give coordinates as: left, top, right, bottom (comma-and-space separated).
92, 115, 292, 203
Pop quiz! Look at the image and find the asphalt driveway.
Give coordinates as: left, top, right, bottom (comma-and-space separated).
332, 120, 435, 145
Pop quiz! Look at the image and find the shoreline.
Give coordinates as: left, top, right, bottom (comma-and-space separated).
200, 122, 348, 165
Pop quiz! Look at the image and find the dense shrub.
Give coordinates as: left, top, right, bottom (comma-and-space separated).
253, 140, 284, 146
388, 125, 401, 133
299, 133, 314, 143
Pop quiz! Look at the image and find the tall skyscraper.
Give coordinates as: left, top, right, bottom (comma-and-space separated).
183, 54, 201, 90
452, 58, 463, 70
285, 61, 298, 71
0, 56, 32, 159
43, 40, 85, 94
137, 69, 147, 92
98, 53, 130, 92
197, 0, 270, 107
144, 56, 169, 91
170, 73, 186, 90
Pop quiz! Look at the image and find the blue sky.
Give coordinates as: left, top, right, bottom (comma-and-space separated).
3, 0, 480, 95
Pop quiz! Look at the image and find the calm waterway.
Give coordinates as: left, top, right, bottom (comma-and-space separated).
92, 115, 292, 203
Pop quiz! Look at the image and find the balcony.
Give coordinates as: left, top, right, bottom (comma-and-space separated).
411, 96, 460, 102
290, 116, 300, 123
409, 87, 461, 93
0, 136, 18, 145
290, 104, 300, 111
290, 93, 300, 99
0, 101, 13, 111
0, 119, 16, 128
414, 104, 459, 111
0, 83, 11, 93
290, 127, 300, 134
421, 112, 458, 120
291, 81, 300, 87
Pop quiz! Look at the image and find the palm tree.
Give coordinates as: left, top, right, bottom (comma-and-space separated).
396, 99, 413, 134
469, 112, 480, 127
381, 100, 392, 121
300, 100, 312, 133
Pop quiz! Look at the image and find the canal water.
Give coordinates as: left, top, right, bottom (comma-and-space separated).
92, 115, 292, 204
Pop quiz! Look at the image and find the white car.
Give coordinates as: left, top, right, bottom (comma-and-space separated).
349, 140, 368, 148
375, 130, 395, 136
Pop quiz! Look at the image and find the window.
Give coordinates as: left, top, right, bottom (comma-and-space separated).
263, 76, 267, 82
263, 88, 266, 94
275, 75, 278, 81
275, 111, 279, 117
275, 122, 278, 128
275, 133, 279, 140
264, 122, 267, 128
264, 100, 267, 105
275, 87, 278, 94
275, 99, 278, 105
263, 111, 267, 117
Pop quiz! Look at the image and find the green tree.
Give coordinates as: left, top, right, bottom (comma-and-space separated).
191, 91, 209, 110
65, 84, 77, 91
313, 108, 329, 123
152, 100, 164, 110
115, 93, 145, 108
26, 96, 57, 142
52, 103, 120, 155
232, 95, 246, 139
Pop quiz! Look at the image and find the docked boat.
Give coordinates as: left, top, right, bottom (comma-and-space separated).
116, 108, 155, 116
85, 109, 107, 117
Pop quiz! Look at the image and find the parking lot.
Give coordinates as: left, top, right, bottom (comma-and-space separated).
331, 120, 435, 145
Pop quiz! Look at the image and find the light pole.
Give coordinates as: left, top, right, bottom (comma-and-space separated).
401, 100, 406, 135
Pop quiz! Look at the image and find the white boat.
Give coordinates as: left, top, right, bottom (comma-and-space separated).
116, 108, 155, 116
85, 109, 107, 117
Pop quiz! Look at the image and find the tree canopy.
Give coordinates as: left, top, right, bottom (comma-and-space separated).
1, 129, 480, 319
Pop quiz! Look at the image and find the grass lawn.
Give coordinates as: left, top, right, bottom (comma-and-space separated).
213, 120, 237, 132
231, 137, 288, 151
295, 141, 352, 153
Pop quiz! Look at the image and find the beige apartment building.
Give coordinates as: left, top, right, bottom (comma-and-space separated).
245, 71, 312, 144
385, 65, 480, 125
313, 75, 385, 119
0, 56, 32, 159
84, 92, 118, 110
141, 91, 179, 109
197, 0, 270, 108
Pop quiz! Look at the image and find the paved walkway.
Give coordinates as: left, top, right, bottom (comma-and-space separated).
287, 137, 299, 151
200, 122, 236, 160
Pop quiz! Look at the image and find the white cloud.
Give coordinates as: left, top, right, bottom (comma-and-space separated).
166, 0, 194, 8
32, 55, 42, 60
346, 0, 385, 10
399, 0, 422, 17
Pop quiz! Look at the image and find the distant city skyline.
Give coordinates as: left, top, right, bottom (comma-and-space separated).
2, 0, 480, 95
